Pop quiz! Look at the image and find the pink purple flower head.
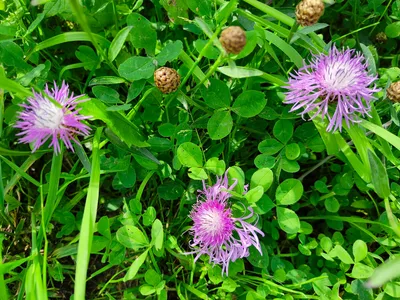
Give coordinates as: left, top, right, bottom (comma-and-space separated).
284, 46, 380, 132
14, 81, 91, 154
186, 171, 264, 276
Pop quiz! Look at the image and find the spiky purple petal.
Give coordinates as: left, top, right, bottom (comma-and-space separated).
14, 81, 91, 154
284, 46, 380, 132
186, 171, 264, 276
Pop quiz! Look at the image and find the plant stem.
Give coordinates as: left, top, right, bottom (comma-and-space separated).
37, 148, 64, 249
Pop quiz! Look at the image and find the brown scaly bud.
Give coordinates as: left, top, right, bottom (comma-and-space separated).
295, 0, 325, 27
154, 67, 180, 94
219, 26, 247, 54
375, 32, 388, 44
387, 81, 400, 103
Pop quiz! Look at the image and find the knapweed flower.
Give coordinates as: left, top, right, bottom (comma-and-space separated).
186, 171, 264, 276
284, 46, 380, 132
14, 81, 90, 154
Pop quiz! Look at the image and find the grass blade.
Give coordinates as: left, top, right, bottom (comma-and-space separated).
74, 127, 103, 299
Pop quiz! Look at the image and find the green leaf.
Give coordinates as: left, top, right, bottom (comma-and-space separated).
89, 76, 126, 86
324, 197, 340, 213
207, 111, 233, 140
145, 269, 162, 286
177, 142, 203, 167
227, 166, 245, 195
360, 120, 400, 151
247, 243, 269, 269
250, 168, 273, 191
254, 154, 275, 169
276, 179, 303, 205
329, 245, 354, 264
127, 13, 156, 55
79, 98, 148, 147
143, 206, 156, 226
351, 263, 374, 279
92, 86, 120, 104
97, 216, 111, 239
118, 56, 155, 81
194, 39, 220, 59
277, 207, 300, 234
217, 66, 263, 78
245, 186, 264, 203
0, 41, 31, 72
264, 30, 303, 68
353, 240, 368, 263
281, 157, 300, 173
157, 181, 184, 200
232, 90, 266, 118
273, 120, 293, 144
201, 78, 231, 109
156, 40, 183, 65
186, 0, 211, 16
385, 21, 400, 38
204, 157, 226, 175
151, 219, 164, 251
258, 139, 284, 155
124, 250, 149, 281
108, 26, 133, 62
368, 149, 390, 199
116, 225, 149, 250
159, 0, 188, 25
285, 143, 300, 160
384, 282, 400, 298
32, 32, 110, 53
188, 167, 208, 180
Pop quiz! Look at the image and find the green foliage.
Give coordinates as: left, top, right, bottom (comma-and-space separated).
1, 0, 400, 299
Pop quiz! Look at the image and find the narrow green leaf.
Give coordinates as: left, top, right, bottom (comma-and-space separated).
79, 98, 148, 148
360, 120, 400, 151
264, 30, 303, 68
368, 149, 390, 199
366, 257, 400, 288
33, 32, 110, 53
218, 66, 263, 78
108, 26, 133, 62
123, 250, 149, 281
74, 127, 103, 300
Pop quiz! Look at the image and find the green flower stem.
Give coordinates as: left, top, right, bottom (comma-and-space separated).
195, 53, 225, 89
37, 147, 64, 249
127, 87, 156, 121
287, 22, 300, 43
148, 249, 161, 274
136, 171, 155, 202
179, 25, 223, 89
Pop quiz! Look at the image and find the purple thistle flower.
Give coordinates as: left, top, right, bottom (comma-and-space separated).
14, 81, 91, 154
284, 46, 380, 132
186, 171, 264, 276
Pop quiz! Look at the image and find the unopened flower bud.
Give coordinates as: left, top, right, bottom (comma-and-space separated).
375, 32, 387, 44
295, 0, 325, 27
154, 67, 180, 94
219, 26, 246, 54
387, 81, 400, 103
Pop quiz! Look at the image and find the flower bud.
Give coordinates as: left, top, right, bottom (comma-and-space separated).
219, 26, 246, 54
295, 0, 325, 27
387, 81, 400, 103
154, 67, 180, 94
